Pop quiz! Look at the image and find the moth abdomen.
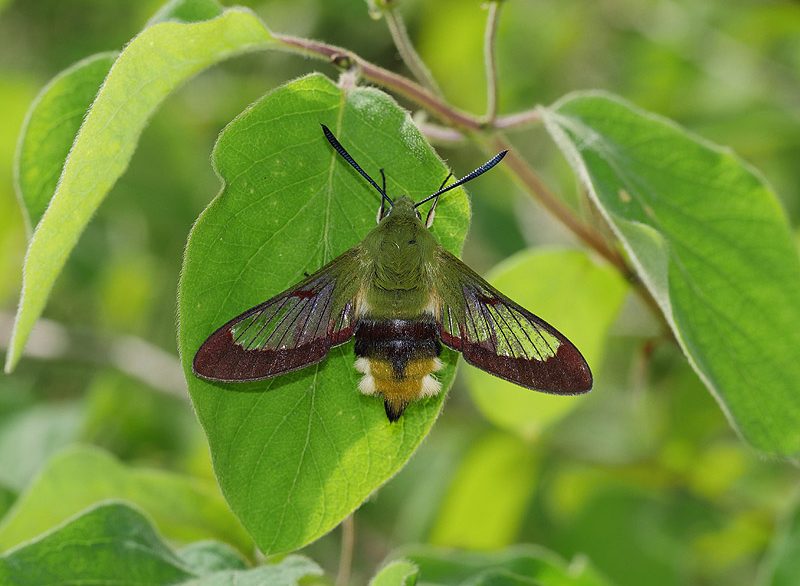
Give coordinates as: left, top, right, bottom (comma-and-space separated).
354, 318, 443, 421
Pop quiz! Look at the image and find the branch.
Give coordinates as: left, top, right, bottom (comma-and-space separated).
483, 1, 503, 123
335, 514, 355, 586
272, 32, 666, 323
383, 7, 442, 96
0, 311, 188, 400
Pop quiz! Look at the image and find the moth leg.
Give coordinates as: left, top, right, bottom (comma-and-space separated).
426, 172, 453, 228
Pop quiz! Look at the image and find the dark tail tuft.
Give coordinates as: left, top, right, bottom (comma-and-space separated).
384, 399, 407, 422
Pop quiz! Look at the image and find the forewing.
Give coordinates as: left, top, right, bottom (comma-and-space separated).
193, 248, 362, 381
435, 248, 592, 394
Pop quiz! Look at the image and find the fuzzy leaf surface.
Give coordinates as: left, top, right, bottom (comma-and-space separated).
542, 92, 800, 455
178, 73, 469, 554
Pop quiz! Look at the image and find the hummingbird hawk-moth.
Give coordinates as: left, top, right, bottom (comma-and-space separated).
193, 125, 592, 421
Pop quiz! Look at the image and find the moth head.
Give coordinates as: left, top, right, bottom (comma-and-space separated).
321, 124, 508, 228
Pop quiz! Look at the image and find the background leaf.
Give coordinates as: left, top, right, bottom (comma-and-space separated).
541, 92, 800, 455
429, 432, 538, 550
0, 502, 322, 586
391, 545, 612, 586
0, 445, 250, 553
178, 73, 470, 554
369, 559, 419, 586
757, 497, 800, 586
464, 248, 628, 438
5, 5, 275, 372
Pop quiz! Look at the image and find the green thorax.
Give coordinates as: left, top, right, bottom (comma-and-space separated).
360, 197, 437, 318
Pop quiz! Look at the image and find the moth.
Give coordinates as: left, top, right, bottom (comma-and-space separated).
193, 125, 592, 421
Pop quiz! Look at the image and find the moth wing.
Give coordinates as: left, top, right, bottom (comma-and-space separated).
193, 247, 362, 382
434, 248, 592, 394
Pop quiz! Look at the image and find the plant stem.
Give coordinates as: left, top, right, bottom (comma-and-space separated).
383, 7, 442, 96
486, 135, 632, 277
483, 1, 503, 123
275, 33, 481, 130
336, 514, 355, 586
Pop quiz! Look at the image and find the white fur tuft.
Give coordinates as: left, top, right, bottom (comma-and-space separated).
419, 374, 441, 398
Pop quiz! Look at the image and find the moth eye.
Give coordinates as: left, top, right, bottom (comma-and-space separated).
408, 239, 417, 245
415, 210, 422, 220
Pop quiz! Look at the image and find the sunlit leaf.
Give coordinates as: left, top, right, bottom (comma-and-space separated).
15, 53, 116, 231
429, 432, 538, 550
542, 92, 800, 455
369, 559, 419, 586
0, 445, 250, 553
0, 502, 322, 585
178, 73, 469, 554
464, 248, 627, 439
5, 4, 275, 373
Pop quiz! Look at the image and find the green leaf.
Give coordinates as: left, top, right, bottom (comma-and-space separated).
178, 541, 247, 575
0, 502, 322, 586
429, 432, 538, 550
541, 92, 800, 455
0, 445, 251, 553
369, 560, 419, 586
178, 73, 469, 554
393, 545, 613, 586
15, 53, 116, 231
464, 248, 628, 439
5, 5, 275, 373
0, 502, 194, 585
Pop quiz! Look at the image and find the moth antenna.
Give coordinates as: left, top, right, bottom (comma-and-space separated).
321, 124, 394, 209
426, 172, 453, 228
415, 150, 508, 208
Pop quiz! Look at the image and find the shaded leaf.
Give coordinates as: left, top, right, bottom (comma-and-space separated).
757, 497, 800, 586
464, 249, 627, 439
5, 5, 275, 372
178, 73, 469, 554
541, 92, 800, 455
393, 545, 613, 586
0, 502, 322, 586
0, 502, 193, 585
0, 445, 250, 553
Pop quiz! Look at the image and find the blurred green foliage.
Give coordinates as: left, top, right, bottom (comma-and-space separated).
1, 0, 799, 584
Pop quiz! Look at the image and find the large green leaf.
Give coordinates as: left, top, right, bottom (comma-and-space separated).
541, 92, 800, 455
0, 502, 322, 586
0, 445, 250, 553
178, 73, 470, 554
464, 249, 628, 439
4, 5, 274, 373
